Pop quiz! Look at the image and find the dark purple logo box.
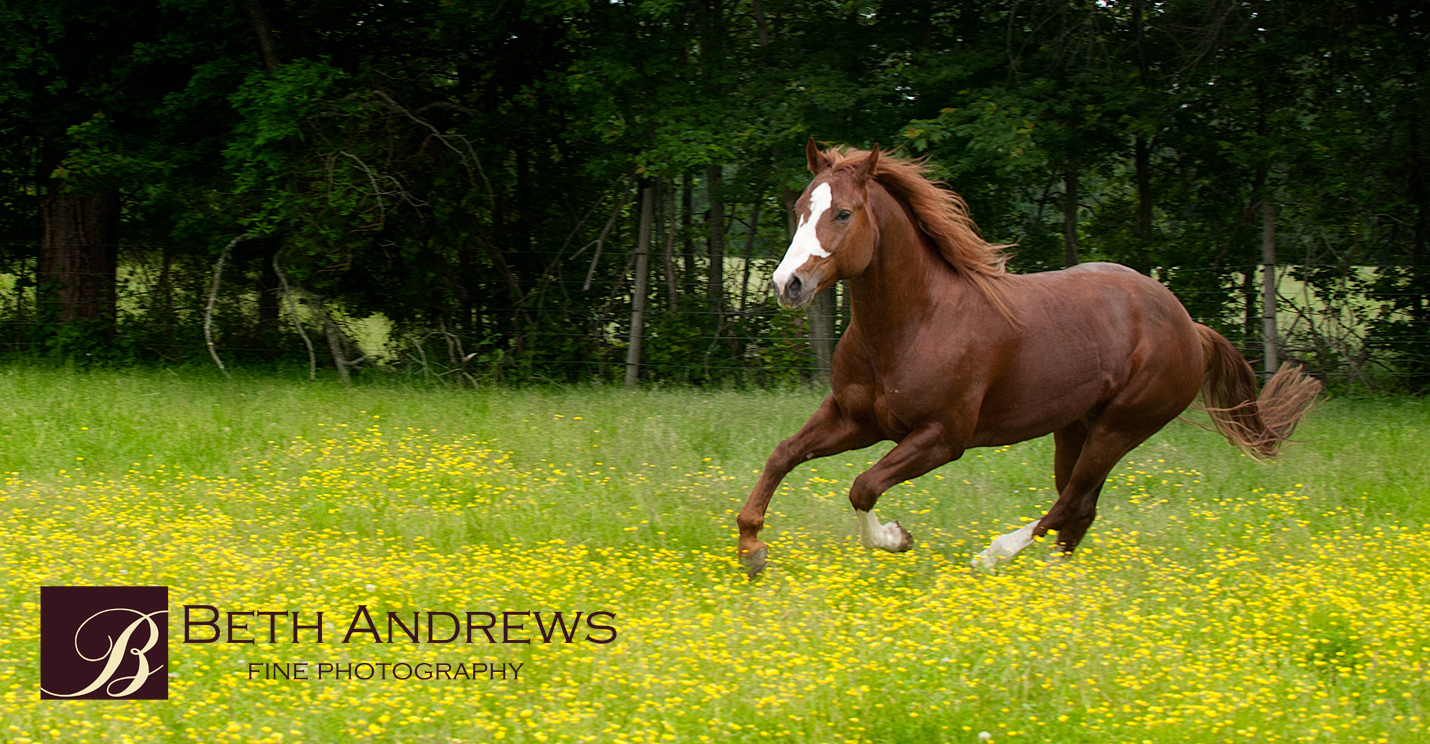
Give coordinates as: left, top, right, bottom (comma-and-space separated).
40, 586, 169, 700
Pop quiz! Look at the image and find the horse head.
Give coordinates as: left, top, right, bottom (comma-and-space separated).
772, 138, 882, 308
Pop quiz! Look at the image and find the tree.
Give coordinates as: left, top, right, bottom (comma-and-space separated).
0, 0, 1423, 389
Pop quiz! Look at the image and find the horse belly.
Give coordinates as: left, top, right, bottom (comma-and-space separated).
970, 352, 1112, 446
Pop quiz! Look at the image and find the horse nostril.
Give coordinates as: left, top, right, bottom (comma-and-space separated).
786, 275, 803, 297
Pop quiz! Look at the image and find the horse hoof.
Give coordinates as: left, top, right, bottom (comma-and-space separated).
891, 521, 913, 552
742, 546, 768, 580
969, 552, 1002, 575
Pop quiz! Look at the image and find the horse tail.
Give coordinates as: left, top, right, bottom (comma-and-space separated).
1195, 323, 1321, 460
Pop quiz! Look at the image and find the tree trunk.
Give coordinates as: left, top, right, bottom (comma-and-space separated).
752, 0, 770, 47
1132, 135, 1154, 273
241, 0, 282, 72
323, 310, 352, 385
38, 186, 119, 326
1405, 102, 1428, 388
624, 182, 654, 387
840, 279, 850, 334
156, 243, 175, 322
809, 287, 835, 385
739, 200, 759, 313
705, 163, 725, 313
1062, 165, 1080, 267
1242, 268, 1257, 345
1131, 0, 1153, 275
661, 178, 680, 311
256, 238, 282, 339
1254, 74, 1275, 374
681, 170, 696, 296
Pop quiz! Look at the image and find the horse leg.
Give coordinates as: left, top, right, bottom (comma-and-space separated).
849, 424, 959, 554
968, 422, 1086, 572
1039, 426, 1150, 553
972, 424, 1145, 572
739, 396, 878, 578
1047, 422, 1098, 553
1053, 421, 1088, 495
1048, 491, 1102, 553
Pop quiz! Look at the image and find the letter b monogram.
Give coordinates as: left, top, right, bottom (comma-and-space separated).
41, 586, 169, 700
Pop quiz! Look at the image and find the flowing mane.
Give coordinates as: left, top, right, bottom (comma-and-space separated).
824, 147, 1016, 320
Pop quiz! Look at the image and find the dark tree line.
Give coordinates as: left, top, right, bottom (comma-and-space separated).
1, 0, 1426, 390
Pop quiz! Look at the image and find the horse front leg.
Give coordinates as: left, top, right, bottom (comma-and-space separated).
739, 396, 877, 579
849, 423, 960, 555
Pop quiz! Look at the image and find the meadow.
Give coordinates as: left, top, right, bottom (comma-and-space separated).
0, 365, 1425, 743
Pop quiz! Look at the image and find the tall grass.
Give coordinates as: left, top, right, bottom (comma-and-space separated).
4, 365, 1424, 537
1, 366, 1425, 743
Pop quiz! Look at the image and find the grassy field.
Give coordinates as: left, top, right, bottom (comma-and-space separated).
0, 366, 1426, 743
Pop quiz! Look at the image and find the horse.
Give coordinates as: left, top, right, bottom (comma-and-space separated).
736, 138, 1321, 579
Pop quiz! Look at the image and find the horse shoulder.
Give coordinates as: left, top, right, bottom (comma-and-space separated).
829, 330, 880, 424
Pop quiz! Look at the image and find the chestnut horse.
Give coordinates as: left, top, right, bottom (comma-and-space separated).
736, 139, 1320, 578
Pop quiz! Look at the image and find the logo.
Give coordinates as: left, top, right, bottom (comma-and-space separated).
40, 586, 168, 700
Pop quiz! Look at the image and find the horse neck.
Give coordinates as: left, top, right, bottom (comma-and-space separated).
848, 184, 959, 344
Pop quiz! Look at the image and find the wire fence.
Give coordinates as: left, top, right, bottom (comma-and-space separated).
2, 247, 1426, 392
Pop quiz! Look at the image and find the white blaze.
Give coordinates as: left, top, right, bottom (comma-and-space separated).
772, 182, 833, 293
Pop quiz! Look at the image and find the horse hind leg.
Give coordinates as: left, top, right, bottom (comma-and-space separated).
856, 506, 914, 553
1052, 421, 1088, 495
1049, 501, 1101, 554
1047, 421, 1099, 554
973, 423, 1144, 572
1040, 426, 1153, 552
969, 422, 1086, 572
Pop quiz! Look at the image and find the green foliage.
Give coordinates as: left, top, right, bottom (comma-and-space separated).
0, 0, 1425, 390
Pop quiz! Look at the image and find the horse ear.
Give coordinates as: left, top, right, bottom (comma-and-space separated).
855, 144, 881, 182
806, 137, 831, 174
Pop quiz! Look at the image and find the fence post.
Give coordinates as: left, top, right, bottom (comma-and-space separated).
624, 180, 655, 387
1262, 200, 1278, 374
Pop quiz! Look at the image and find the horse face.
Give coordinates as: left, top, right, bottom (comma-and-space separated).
772, 175, 876, 309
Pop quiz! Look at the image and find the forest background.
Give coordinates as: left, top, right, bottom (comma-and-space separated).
2, 0, 1426, 391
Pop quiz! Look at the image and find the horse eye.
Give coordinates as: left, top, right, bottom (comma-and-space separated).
834, 210, 852, 222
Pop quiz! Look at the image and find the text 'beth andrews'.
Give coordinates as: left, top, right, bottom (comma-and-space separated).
183, 604, 617, 644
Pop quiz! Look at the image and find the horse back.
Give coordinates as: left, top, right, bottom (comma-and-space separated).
831, 261, 1204, 446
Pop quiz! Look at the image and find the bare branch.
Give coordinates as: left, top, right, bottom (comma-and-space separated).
204, 232, 257, 380
370, 89, 494, 203
584, 181, 632, 291
273, 252, 317, 381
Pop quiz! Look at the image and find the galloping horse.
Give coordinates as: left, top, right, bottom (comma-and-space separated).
737, 139, 1320, 578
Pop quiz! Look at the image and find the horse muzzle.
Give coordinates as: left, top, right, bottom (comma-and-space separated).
776, 274, 817, 309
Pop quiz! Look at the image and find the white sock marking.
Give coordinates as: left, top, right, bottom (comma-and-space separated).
971, 521, 1040, 572
773, 182, 833, 293
856, 509, 908, 552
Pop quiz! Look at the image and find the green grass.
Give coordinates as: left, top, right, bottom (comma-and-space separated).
1, 366, 1426, 743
